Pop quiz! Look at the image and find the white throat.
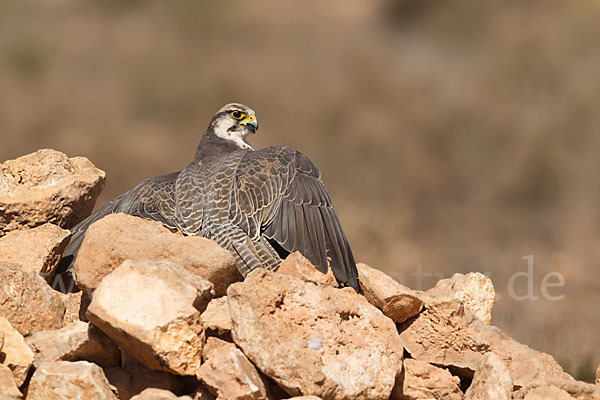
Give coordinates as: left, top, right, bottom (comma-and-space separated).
213, 120, 254, 150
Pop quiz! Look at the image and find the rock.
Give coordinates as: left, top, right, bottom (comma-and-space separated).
74, 214, 240, 295
356, 263, 423, 324
201, 297, 232, 336
0, 365, 21, 399
228, 269, 403, 400
277, 252, 337, 288
287, 397, 323, 400
391, 358, 462, 400
197, 337, 269, 400
27, 360, 117, 400
0, 149, 105, 235
129, 389, 178, 400
426, 272, 495, 324
60, 291, 89, 324
0, 263, 66, 336
464, 354, 512, 400
129, 389, 193, 400
129, 389, 179, 400
513, 378, 600, 399
86, 260, 209, 375
0, 331, 3, 351
596, 363, 600, 385
399, 297, 570, 386
520, 386, 575, 400
103, 363, 184, 400
26, 321, 120, 368
0, 223, 70, 281
0, 317, 34, 387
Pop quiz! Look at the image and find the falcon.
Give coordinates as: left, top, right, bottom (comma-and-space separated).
59, 103, 359, 291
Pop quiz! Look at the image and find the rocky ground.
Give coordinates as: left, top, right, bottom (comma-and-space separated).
0, 149, 599, 400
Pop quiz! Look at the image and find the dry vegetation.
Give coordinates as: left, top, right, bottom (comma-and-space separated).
1, 0, 599, 381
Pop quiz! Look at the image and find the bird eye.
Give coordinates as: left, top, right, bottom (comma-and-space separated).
231, 111, 245, 120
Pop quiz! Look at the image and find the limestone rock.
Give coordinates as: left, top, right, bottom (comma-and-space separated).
288, 397, 323, 400
228, 269, 403, 400
129, 389, 178, 400
0, 317, 34, 387
0, 223, 70, 281
27, 360, 117, 400
399, 297, 570, 386
130, 389, 193, 400
74, 213, 240, 295
465, 353, 512, 400
514, 378, 600, 399
357, 263, 423, 324
427, 272, 495, 324
391, 359, 462, 400
521, 386, 575, 399
86, 260, 209, 375
103, 363, 184, 400
201, 297, 232, 335
197, 337, 269, 400
0, 365, 21, 399
60, 291, 89, 324
277, 252, 337, 288
26, 321, 120, 368
0, 149, 105, 235
0, 263, 66, 336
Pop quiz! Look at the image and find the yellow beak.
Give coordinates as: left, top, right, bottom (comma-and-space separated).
241, 115, 258, 133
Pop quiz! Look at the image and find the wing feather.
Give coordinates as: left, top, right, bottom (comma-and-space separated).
236, 146, 359, 290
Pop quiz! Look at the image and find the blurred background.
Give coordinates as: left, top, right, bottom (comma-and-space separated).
1, 0, 599, 381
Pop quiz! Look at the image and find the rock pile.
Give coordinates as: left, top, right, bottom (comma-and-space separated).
1, 149, 599, 400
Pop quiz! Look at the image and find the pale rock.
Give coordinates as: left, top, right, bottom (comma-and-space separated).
391, 358, 462, 400
0, 263, 66, 336
287, 397, 323, 400
60, 291, 89, 324
277, 252, 337, 288
103, 363, 184, 400
197, 337, 269, 400
74, 214, 240, 295
0, 331, 3, 351
228, 269, 403, 400
0, 364, 21, 399
129, 389, 179, 400
27, 360, 116, 400
0, 149, 105, 235
465, 353, 512, 400
201, 297, 232, 335
0, 317, 34, 387
356, 263, 423, 324
514, 378, 600, 399
427, 272, 495, 324
596, 363, 599, 385
522, 386, 575, 400
86, 260, 209, 375
26, 321, 120, 368
130, 389, 194, 400
0, 223, 70, 281
399, 297, 571, 386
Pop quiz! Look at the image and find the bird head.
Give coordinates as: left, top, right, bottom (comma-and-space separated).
209, 103, 258, 150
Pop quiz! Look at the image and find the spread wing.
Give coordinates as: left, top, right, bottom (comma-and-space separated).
233, 145, 359, 290
57, 171, 179, 274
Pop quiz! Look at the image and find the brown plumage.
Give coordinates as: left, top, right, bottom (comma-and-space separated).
59, 103, 359, 291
